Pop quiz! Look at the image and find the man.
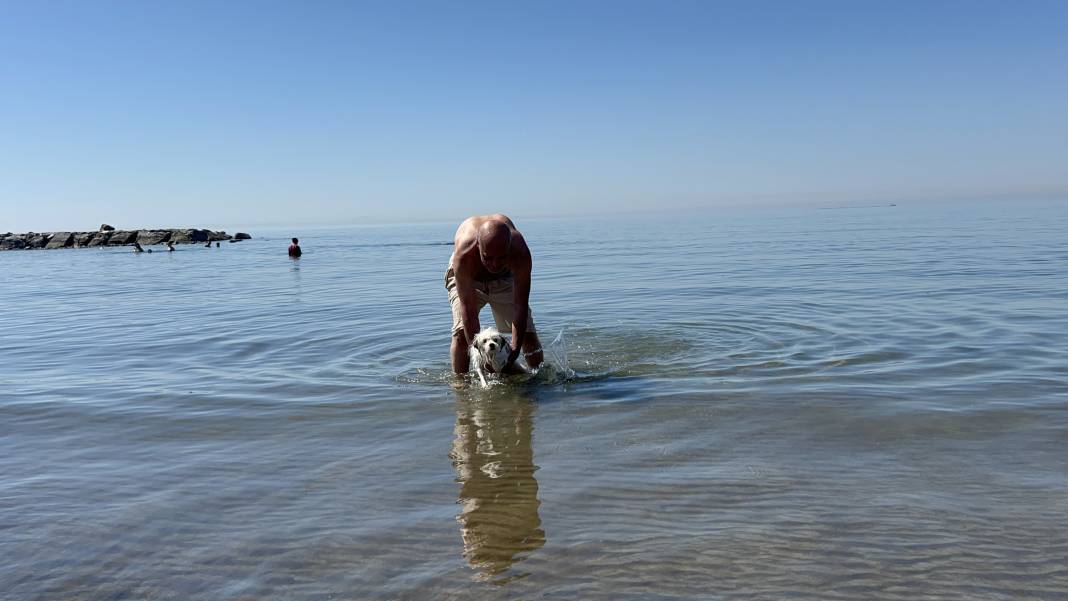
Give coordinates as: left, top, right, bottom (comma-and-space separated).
288, 237, 302, 257
446, 214, 543, 375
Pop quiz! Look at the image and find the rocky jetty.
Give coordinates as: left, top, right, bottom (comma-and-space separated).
0, 227, 250, 251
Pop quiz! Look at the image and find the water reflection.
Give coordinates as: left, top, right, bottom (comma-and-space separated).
450, 388, 545, 581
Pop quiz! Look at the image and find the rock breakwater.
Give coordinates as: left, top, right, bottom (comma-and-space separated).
0, 228, 252, 251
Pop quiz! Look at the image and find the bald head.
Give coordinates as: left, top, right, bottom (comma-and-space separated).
476, 220, 511, 273
477, 221, 511, 253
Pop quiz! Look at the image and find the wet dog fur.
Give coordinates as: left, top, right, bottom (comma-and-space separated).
469, 327, 529, 386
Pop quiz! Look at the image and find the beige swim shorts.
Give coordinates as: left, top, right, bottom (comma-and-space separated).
445, 265, 536, 336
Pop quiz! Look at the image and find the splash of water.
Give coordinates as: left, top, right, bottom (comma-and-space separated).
545, 328, 574, 379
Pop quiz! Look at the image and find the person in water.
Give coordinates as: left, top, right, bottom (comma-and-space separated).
446, 214, 542, 375
288, 238, 302, 257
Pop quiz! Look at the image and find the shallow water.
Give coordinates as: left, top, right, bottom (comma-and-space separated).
3, 200, 1068, 599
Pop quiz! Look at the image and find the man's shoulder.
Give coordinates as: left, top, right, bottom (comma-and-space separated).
460, 213, 516, 228
451, 246, 478, 272
454, 216, 482, 242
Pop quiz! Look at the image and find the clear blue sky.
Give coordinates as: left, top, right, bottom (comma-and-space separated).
2, 0, 1066, 231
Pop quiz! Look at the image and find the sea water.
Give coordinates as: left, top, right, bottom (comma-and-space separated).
2, 199, 1067, 599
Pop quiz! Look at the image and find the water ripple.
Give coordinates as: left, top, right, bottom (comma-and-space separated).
3, 203, 1068, 599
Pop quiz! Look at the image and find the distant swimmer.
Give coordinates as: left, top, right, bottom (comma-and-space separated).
288, 237, 302, 258
446, 214, 542, 375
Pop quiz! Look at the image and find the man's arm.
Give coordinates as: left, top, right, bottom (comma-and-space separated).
454, 272, 481, 349
506, 259, 532, 368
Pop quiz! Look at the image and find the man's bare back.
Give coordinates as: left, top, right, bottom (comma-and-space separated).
452, 214, 528, 279
446, 214, 543, 374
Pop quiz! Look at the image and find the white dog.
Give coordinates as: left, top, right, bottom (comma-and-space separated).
469, 327, 530, 387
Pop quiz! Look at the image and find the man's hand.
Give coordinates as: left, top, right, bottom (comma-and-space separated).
504, 345, 521, 371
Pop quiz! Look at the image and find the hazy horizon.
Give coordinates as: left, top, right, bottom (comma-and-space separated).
8, 194, 1068, 237
3, 1, 1067, 233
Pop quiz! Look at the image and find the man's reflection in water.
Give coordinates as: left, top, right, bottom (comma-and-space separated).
450, 389, 545, 580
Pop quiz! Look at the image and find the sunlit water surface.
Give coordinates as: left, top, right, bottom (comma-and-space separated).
3, 200, 1068, 600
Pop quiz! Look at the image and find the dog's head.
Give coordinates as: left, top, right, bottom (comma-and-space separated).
471, 327, 510, 372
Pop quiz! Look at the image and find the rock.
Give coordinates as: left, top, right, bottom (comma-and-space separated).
27, 233, 52, 248
106, 231, 138, 245
1, 236, 26, 250
73, 232, 96, 247
136, 230, 172, 245
209, 230, 232, 241
45, 232, 74, 249
100, 224, 115, 231
87, 232, 110, 247
169, 229, 192, 243
234, 232, 252, 240
170, 229, 210, 244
